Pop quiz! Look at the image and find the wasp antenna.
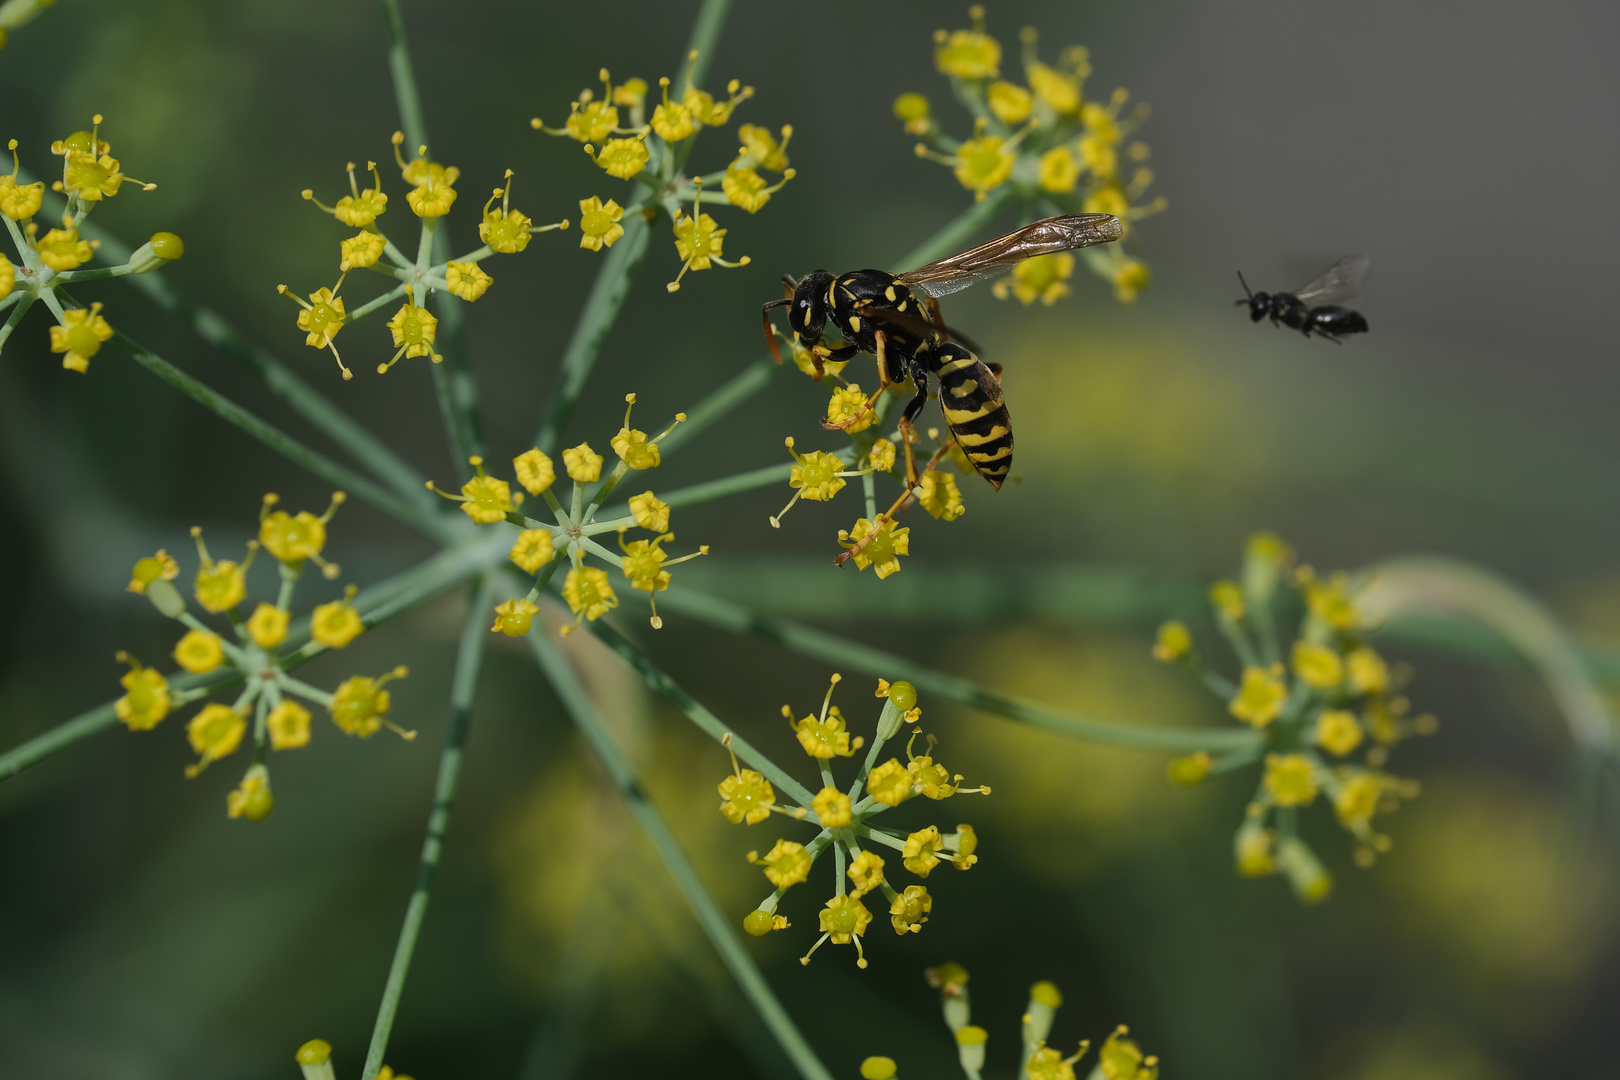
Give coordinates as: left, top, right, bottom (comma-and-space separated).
1236, 269, 1254, 301
780, 273, 799, 291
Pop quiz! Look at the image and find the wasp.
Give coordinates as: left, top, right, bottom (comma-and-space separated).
1236, 255, 1370, 342
761, 213, 1123, 500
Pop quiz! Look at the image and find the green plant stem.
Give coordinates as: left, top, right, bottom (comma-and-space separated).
656, 587, 1261, 752
106, 329, 444, 538
361, 574, 495, 1080
657, 356, 785, 456
532, 0, 733, 453
39, 185, 436, 514
533, 214, 653, 453
379, 0, 486, 477
1356, 556, 1620, 757
528, 628, 833, 1080
576, 612, 816, 804
891, 186, 1015, 271
0, 532, 498, 783
596, 449, 855, 523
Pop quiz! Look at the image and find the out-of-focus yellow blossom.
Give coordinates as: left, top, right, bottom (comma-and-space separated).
1037, 145, 1079, 193
173, 629, 225, 674
737, 123, 793, 172
247, 608, 293, 650
310, 586, 365, 649
48, 302, 113, 372
1228, 664, 1286, 727
1263, 753, 1318, 807
1315, 709, 1363, 756
126, 550, 179, 595
185, 703, 247, 777
491, 597, 540, 638
226, 764, 274, 822
892, 93, 932, 135
934, 7, 1001, 79
987, 80, 1032, 123
267, 700, 312, 750
329, 667, 410, 739
190, 528, 251, 614
1151, 620, 1193, 663
114, 654, 170, 731
991, 252, 1072, 306
1292, 641, 1344, 690
916, 469, 966, 520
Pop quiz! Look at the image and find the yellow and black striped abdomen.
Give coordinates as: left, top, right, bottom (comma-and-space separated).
930, 345, 1012, 490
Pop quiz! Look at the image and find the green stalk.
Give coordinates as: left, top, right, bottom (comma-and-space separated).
0, 531, 500, 783
658, 357, 787, 457
891, 186, 1014, 271
596, 451, 854, 522
532, 214, 652, 453
532, 0, 733, 453
528, 628, 833, 1080
361, 575, 496, 1080
106, 329, 443, 538
46, 186, 435, 513
656, 587, 1262, 752
380, 0, 487, 476
578, 613, 815, 804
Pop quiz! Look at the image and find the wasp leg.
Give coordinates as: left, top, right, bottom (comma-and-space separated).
810, 342, 860, 381
986, 362, 1003, 381
822, 330, 891, 431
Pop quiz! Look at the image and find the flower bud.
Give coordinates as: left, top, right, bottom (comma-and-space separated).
295, 1039, 336, 1080
954, 1025, 988, 1073
860, 1057, 897, 1080
1024, 980, 1062, 1046
1166, 751, 1212, 787
145, 577, 186, 618
128, 231, 184, 273
1277, 836, 1333, 903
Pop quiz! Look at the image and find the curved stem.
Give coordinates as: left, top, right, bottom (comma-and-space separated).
361, 574, 496, 1080
1355, 556, 1620, 756
656, 587, 1261, 752
528, 627, 834, 1080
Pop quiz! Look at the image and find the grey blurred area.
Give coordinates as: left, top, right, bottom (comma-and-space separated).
1, 1, 1618, 1078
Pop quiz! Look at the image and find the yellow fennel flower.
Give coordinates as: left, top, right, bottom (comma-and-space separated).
311, 585, 364, 649
114, 653, 170, 731
445, 260, 493, 301
509, 530, 555, 574
48, 303, 114, 372
1229, 664, 1287, 728
576, 196, 624, 251
267, 700, 312, 750
749, 838, 811, 888
185, 703, 247, 777
934, 8, 1001, 79
172, 629, 224, 674
491, 597, 540, 637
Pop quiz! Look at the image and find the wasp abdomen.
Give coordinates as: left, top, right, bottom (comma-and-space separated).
931, 347, 1012, 490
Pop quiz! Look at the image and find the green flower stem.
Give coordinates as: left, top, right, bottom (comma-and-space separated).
1355, 556, 1620, 758
891, 186, 1014, 272
50, 265, 132, 283
656, 357, 785, 457
346, 282, 409, 322
533, 213, 653, 453
50, 189, 437, 515
532, 0, 732, 453
429, 223, 485, 473
380, 0, 486, 479
578, 612, 816, 804
0, 533, 498, 783
655, 587, 1263, 752
527, 626, 834, 1080
104, 328, 445, 538
595, 449, 856, 523
361, 574, 496, 1080
277, 676, 334, 708
0, 294, 34, 350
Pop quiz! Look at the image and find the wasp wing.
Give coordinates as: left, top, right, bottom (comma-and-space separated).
898, 213, 1123, 298
1291, 254, 1370, 308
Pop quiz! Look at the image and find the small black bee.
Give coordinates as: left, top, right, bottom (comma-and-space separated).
1236, 255, 1370, 342
762, 213, 1124, 492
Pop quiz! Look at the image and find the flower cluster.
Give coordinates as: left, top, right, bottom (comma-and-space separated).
427, 393, 707, 636
531, 57, 794, 291
0, 115, 183, 371
858, 963, 1158, 1080
769, 422, 974, 581
897, 6, 1164, 302
723, 677, 987, 969
116, 492, 412, 820
283, 133, 569, 380
1154, 534, 1434, 902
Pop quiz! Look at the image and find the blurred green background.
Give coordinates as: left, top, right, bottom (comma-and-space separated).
2, 1, 1618, 1077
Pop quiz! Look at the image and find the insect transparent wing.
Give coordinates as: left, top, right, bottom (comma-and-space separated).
1292, 254, 1370, 307
898, 213, 1123, 297
910, 267, 1012, 298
